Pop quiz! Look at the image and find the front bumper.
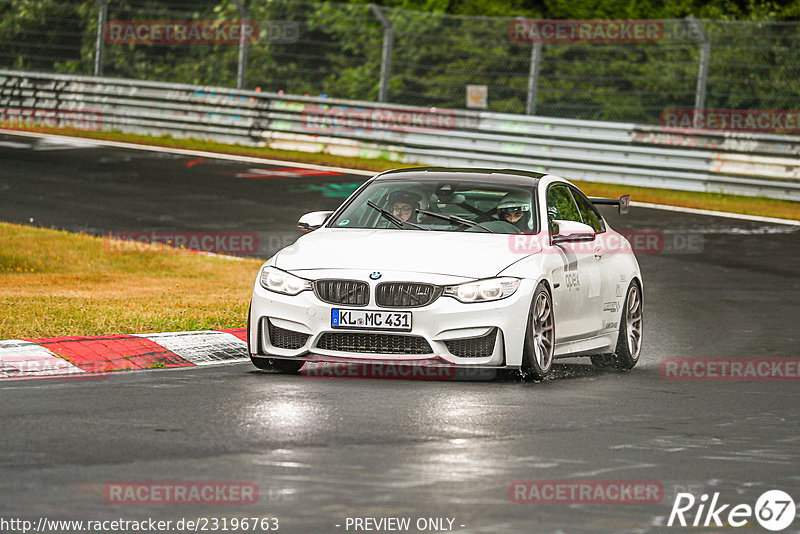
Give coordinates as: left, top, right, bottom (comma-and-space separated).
249, 276, 536, 368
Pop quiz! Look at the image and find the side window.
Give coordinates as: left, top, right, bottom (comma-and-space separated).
571, 188, 606, 232
546, 185, 582, 225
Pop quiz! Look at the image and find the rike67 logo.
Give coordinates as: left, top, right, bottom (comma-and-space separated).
668, 490, 796, 531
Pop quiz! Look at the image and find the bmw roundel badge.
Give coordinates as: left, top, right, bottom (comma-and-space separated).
369, 272, 382, 280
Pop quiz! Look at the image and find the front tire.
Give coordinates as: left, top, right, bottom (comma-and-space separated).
248, 307, 304, 374
250, 356, 304, 374
521, 281, 555, 380
591, 280, 643, 371
246, 303, 253, 356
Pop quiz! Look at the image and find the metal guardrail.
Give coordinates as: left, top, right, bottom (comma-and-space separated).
2, 70, 799, 201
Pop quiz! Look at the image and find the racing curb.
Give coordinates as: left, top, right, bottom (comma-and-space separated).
0, 329, 249, 380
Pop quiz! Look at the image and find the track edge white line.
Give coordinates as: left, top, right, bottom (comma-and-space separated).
2, 129, 797, 225
631, 201, 800, 226
0, 129, 376, 176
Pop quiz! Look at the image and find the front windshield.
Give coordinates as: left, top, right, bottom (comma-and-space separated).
330, 179, 538, 234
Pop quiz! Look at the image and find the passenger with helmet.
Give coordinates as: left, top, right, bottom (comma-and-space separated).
496, 191, 532, 232
386, 190, 423, 223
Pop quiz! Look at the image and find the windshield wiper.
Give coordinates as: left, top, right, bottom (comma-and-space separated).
367, 201, 430, 231
415, 209, 498, 234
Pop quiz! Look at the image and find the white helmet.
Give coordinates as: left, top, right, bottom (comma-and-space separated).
497, 191, 531, 213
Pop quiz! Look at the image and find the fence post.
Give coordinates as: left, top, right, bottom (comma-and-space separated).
688, 17, 710, 129
369, 4, 393, 103
526, 41, 542, 115
233, 0, 249, 90
93, 0, 107, 77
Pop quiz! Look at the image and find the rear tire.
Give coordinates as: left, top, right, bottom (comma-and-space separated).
591, 280, 643, 371
521, 281, 555, 380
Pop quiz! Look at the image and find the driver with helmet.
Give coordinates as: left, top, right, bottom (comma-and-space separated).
496, 191, 532, 232
386, 190, 423, 223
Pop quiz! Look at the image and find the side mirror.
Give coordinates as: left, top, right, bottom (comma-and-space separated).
298, 211, 333, 232
551, 219, 596, 243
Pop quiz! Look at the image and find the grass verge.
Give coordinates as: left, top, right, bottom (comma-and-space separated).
0, 222, 261, 339
4, 124, 799, 221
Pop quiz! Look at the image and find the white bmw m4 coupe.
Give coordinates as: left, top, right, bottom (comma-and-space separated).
248, 167, 643, 379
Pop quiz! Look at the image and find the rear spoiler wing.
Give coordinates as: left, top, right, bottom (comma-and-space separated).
589, 194, 630, 215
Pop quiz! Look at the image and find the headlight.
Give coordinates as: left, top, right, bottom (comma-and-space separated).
260, 266, 312, 296
443, 277, 520, 303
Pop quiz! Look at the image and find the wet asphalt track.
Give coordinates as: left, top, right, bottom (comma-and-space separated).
1, 132, 800, 533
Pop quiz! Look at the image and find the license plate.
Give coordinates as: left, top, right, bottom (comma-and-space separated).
331, 309, 412, 331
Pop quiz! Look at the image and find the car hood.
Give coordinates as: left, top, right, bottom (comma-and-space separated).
274, 229, 533, 279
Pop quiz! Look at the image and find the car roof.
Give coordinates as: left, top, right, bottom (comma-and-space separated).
374, 167, 546, 186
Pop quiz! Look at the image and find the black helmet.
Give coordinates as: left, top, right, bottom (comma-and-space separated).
387, 190, 422, 208
385, 189, 423, 223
